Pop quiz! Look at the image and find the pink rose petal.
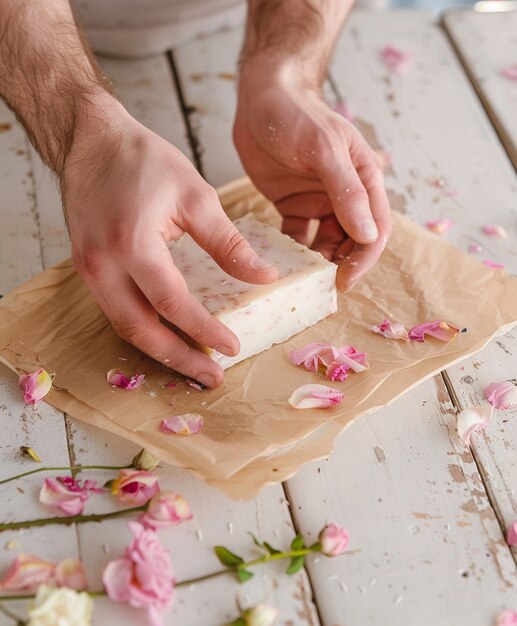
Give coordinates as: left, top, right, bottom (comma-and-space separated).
497, 610, 517, 626
333, 100, 355, 123
501, 65, 517, 80
468, 244, 482, 254
484, 381, 517, 410
506, 521, 517, 547
140, 492, 193, 530
289, 384, 344, 409
457, 406, 493, 446
39, 477, 91, 516
107, 369, 145, 390
18, 368, 53, 405
425, 218, 453, 234
369, 319, 410, 342
380, 45, 412, 73
325, 362, 349, 382
160, 414, 204, 435
186, 378, 205, 391
483, 259, 505, 270
332, 346, 370, 373
483, 224, 509, 239
289, 343, 335, 373
408, 321, 460, 343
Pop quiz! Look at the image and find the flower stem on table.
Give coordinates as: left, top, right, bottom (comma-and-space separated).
0, 464, 132, 486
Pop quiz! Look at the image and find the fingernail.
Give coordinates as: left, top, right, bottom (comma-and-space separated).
196, 373, 216, 388
251, 255, 275, 271
338, 278, 355, 293
213, 344, 234, 356
360, 219, 379, 240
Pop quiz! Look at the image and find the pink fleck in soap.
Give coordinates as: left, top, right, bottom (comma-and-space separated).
168, 214, 337, 368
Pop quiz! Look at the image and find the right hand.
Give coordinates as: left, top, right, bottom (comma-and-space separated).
61, 94, 278, 387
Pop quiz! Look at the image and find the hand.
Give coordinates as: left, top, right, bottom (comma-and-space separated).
234, 69, 391, 291
62, 94, 278, 387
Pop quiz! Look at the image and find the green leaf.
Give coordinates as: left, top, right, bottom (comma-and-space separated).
263, 541, 281, 555
237, 567, 254, 583
103, 479, 115, 490
286, 555, 305, 575
308, 541, 322, 552
214, 546, 244, 567
248, 532, 266, 550
290, 534, 305, 551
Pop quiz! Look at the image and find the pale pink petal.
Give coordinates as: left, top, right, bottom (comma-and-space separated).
54, 559, 87, 590
425, 218, 453, 234
102, 557, 133, 603
289, 384, 344, 409
484, 381, 517, 410
107, 369, 145, 390
39, 477, 89, 516
333, 346, 370, 372
468, 244, 482, 254
457, 406, 493, 446
369, 319, 410, 342
506, 521, 517, 547
380, 45, 412, 73
18, 368, 53, 405
483, 224, 509, 239
289, 343, 334, 373
185, 378, 205, 391
160, 414, 204, 435
497, 610, 517, 626
333, 100, 355, 123
501, 65, 517, 80
408, 321, 460, 343
483, 259, 505, 270
430, 178, 446, 189
140, 492, 193, 530
0, 555, 55, 591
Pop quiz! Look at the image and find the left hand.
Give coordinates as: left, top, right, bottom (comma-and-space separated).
234, 71, 392, 292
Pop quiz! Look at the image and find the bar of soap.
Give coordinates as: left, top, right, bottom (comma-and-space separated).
168, 213, 337, 368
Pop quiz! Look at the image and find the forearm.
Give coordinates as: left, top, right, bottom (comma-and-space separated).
241, 0, 354, 87
0, 0, 112, 175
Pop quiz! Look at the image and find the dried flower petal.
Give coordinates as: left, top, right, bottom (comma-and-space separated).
369, 319, 410, 342
501, 65, 517, 80
332, 345, 370, 373
20, 446, 41, 463
484, 381, 517, 410
380, 45, 412, 73
497, 610, 517, 626
107, 369, 145, 390
18, 368, 53, 405
39, 477, 93, 516
161, 414, 204, 435
506, 521, 517, 547
468, 244, 482, 254
333, 100, 355, 123
289, 343, 334, 373
483, 259, 505, 270
483, 224, 509, 238
408, 321, 460, 343
186, 378, 206, 391
425, 218, 453, 234
457, 406, 493, 446
325, 362, 349, 382
289, 384, 344, 409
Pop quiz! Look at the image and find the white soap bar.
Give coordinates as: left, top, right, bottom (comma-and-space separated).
168, 213, 337, 368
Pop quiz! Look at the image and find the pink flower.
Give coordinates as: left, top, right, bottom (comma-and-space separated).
39, 477, 96, 516
333, 100, 355, 123
18, 368, 53, 405
497, 610, 517, 626
0, 555, 86, 591
107, 369, 145, 389
140, 492, 193, 530
484, 381, 517, 410
319, 523, 349, 556
506, 521, 517, 547
501, 65, 517, 80
160, 414, 204, 435
102, 522, 175, 626
408, 321, 460, 343
468, 243, 482, 254
483, 259, 505, 270
380, 44, 412, 73
111, 469, 160, 506
483, 224, 509, 239
425, 218, 453, 234
457, 406, 493, 446
369, 319, 410, 342
289, 384, 344, 409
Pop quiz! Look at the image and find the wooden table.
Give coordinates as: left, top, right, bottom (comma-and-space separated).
1, 8, 516, 626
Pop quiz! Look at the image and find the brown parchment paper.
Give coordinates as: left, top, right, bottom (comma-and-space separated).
1, 177, 516, 499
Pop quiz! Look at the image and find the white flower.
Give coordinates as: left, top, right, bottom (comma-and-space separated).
27, 585, 93, 626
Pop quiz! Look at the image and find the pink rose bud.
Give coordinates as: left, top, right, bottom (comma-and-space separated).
110, 469, 160, 506
506, 521, 517, 547
140, 492, 193, 530
319, 523, 349, 557
243, 604, 279, 626
18, 368, 53, 405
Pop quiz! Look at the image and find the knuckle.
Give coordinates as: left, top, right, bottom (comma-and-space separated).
78, 251, 103, 278
154, 291, 189, 321
112, 320, 149, 346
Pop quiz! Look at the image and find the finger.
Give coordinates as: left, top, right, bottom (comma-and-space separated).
311, 214, 347, 260
281, 216, 313, 246
182, 185, 279, 284
315, 150, 380, 245
79, 261, 225, 387
276, 191, 333, 220
121, 239, 240, 357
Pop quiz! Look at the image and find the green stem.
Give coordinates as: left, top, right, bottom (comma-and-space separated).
0, 464, 131, 486
0, 505, 146, 532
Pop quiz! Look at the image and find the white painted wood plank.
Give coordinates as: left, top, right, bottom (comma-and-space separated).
443, 9, 517, 170
31, 54, 195, 269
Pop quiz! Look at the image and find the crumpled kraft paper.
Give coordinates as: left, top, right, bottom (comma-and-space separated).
1, 177, 516, 499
